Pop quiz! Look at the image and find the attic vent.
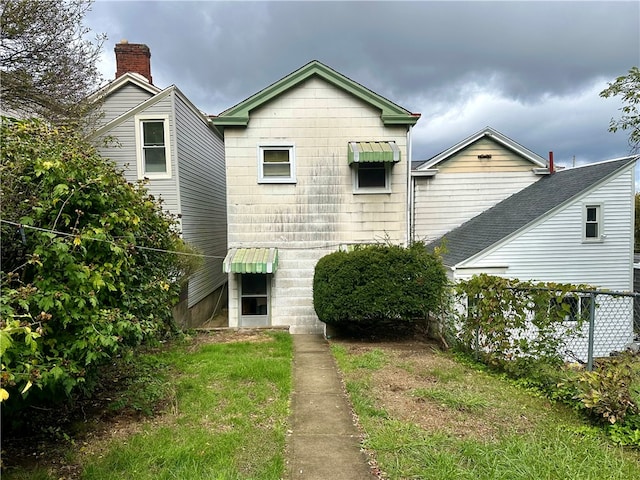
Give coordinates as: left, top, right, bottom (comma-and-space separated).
477, 154, 492, 159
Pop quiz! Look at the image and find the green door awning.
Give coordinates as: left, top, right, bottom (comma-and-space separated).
223, 248, 278, 274
348, 141, 401, 164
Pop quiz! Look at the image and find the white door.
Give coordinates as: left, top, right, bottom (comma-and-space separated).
240, 274, 270, 327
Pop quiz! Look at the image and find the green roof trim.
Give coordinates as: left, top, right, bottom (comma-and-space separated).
223, 248, 278, 274
348, 141, 400, 164
211, 60, 420, 128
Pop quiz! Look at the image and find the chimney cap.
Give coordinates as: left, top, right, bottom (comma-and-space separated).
119, 39, 129, 44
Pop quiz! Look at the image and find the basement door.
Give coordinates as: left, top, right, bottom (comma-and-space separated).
240, 274, 270, 327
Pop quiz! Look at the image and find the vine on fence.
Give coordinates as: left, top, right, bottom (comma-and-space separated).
452, 274, 590, 376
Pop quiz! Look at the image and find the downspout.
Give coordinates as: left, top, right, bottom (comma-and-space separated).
406, 125, 413, 246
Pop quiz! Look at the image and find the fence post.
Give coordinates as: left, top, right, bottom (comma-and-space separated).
587, 292, 596, 371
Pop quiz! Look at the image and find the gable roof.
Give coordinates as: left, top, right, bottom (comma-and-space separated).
429, 156, 638, 267
211, 60, 420, 128
415, 126, 547, 171
88, 72, 161, 102
89, 84, 221, 140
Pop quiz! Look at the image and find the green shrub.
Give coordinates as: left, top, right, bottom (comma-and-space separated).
0, 117, 197, 411
313, 243, 447, 330
575, 353, 639, 425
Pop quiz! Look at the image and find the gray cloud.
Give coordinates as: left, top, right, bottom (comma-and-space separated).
87, 0, 640, 166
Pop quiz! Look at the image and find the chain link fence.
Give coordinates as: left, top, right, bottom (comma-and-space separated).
561, 289, 639, 370
442, 285, 640, 371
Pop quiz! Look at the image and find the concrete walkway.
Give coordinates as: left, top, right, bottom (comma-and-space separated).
286, 335, 376, 479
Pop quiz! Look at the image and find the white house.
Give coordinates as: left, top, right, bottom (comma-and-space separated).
429, 156, 639, 357
89, 41, 228, 327
211, 60, 420, 333
411, 126, 549, 243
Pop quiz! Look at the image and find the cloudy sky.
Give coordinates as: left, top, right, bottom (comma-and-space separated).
85, 0, 639, 167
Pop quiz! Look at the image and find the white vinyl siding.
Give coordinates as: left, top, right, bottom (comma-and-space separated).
174, 94, 227, 307
413, 171, 540, 243
457, 168, 634, 291
224, 77, 409, 330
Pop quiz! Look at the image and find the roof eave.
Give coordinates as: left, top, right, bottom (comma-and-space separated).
212, 60, 419, 128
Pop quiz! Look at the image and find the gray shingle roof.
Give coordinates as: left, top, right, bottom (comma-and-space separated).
428, 156, 638, 267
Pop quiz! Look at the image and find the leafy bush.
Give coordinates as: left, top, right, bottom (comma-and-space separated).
313, 243, 447, 330
575, 353, 639, 425
0, 117, 197, 410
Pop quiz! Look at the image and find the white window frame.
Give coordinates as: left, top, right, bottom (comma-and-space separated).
582, 203, 603, 243
258, 144, 296, 184
352, 162, 392, 194
135, 114, 172, 179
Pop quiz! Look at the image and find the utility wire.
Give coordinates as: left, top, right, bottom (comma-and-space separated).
0, 219, 225, 259
2, 219, 376, 256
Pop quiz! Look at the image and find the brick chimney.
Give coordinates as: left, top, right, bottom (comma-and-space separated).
114, 40, 152, 84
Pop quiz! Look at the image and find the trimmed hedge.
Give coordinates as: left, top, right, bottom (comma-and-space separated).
313, 243, 447, 328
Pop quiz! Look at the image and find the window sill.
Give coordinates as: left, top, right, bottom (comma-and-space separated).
353, 188, 392, 195
139, 173, 172, 180
258, 178, 297, 184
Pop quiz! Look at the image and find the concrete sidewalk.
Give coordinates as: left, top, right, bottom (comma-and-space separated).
286, 335, 375, 479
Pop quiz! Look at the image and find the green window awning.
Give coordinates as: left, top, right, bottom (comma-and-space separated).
348, 141, 401, 164
223, 248, 278, 274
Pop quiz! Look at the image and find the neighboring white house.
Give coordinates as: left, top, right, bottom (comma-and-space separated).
89, 41, 228, 327
411, 127, 550, 243
211, 60, 420, 333
429, 156, 639, 357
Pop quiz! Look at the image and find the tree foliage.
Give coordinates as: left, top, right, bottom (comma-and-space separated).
313, 243, 447, 330
0, 0, 104, 125
600, 66, 640, 153
0, 117, 198, 408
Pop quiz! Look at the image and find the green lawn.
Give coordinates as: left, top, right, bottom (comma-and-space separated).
331, 341, 640, 480
3, 330, 293, 480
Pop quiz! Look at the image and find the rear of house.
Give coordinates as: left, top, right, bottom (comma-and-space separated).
213, 61, 419, 333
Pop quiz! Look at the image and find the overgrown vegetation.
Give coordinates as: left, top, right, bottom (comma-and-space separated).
450, 274, 640, 448
451, 274, 589, 377
2, 331, 293, 479
313, 243, 447, 333
0, 117, 198, 420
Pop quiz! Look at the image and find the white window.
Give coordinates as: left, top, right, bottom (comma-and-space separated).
550, 295, 593, 322
258, 145, 296, 183
353, 162, 391, 193
135, 114, 171, 179
583, 204, 603, 242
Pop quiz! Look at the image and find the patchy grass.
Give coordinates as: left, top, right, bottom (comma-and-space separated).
2, 330, 293, 480
331, 338, 640, 480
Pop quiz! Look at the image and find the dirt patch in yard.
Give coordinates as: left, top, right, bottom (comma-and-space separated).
332, 338, 539, 441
